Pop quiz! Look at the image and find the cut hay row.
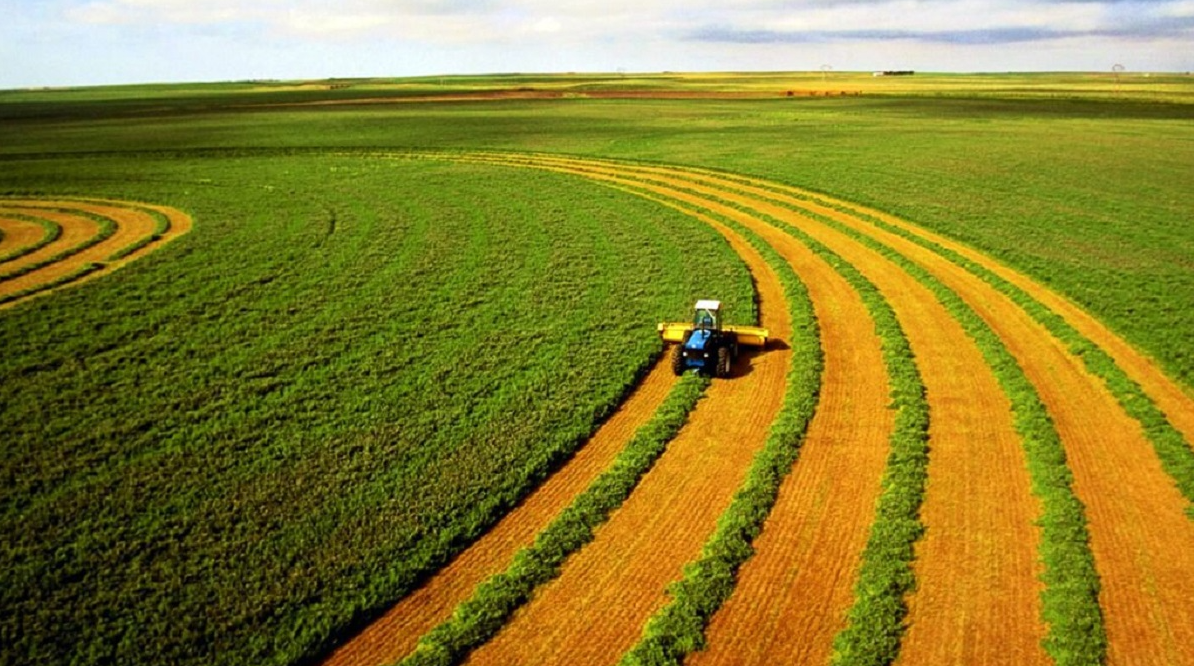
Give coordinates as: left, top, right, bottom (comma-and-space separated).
0, 208, 103, 281
691, 175, 1194, 665
628, 170, 1045, 665
0, 213, 60, 263
321, 359, 679, 666
0, 199, 191, 308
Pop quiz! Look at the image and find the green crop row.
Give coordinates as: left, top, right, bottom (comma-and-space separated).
402, 371, 709, 666
749, 182, 1194, 519
0, 155, 755, 666
638, 167, 1106, 663
755, 217, 931, 666
849, 205, 1194, 518
0, 208, 115, 282
615, 193, 823, 666
0, 210, 61, 263
759, 194, 1106, 664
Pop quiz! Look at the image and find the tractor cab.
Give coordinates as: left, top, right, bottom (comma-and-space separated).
693, 299, 721, 332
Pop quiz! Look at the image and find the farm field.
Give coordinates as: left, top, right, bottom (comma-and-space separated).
2, 72, 1194, 666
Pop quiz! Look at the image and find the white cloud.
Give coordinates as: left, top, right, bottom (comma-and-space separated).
66, 0, 262, 25
532, 16, 561, 33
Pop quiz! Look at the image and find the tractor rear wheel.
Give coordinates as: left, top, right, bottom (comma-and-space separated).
716, 346, 732, 378
671, 344, 686, 376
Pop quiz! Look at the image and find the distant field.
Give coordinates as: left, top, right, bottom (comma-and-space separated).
1, 73, 1192, 666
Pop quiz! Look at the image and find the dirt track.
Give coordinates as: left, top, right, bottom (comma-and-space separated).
0, 199, 191, 308
319, 153, 1194, 666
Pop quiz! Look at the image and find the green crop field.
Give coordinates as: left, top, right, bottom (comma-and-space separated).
2, 72, 1193, 666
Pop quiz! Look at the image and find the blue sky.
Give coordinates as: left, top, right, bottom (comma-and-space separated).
2, 0, 1192, 88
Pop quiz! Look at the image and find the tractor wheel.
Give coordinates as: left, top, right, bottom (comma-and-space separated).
716, 346, 732, 378
671, 344, 686, 376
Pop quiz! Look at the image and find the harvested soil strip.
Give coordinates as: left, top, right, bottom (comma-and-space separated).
0, 199, 191, 309
321, 359, 678, 666
688, 204, 895, 665
465, 199, 792, 666
510, 158, 1044, 664
711, 178, 1194, 456
698, 174, 1190, 661
0, 215, 52, 262
721, 184, 1194, 665
0, 207, 99, 278
696, 186, 1041, 666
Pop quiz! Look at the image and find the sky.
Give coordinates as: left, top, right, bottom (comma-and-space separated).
2, 0, 1192, 88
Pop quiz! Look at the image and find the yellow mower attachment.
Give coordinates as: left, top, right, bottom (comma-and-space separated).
658, 300, 769, 378
656, 322, 769, 347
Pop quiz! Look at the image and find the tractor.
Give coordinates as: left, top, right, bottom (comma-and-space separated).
657, 300, 769, 378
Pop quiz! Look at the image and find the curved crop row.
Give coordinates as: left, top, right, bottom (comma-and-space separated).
371, 152, 1193, 666
679, 169, 1194, 663
0, 198, 190, 308
708, 177, 1194, 515
0, 212, 61, 263
613, 193, 823, 666
599, 165, 1097, 664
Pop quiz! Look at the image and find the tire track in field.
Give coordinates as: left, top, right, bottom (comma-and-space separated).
463, 194, 792, 666
320, 359, 678, 666
0, 199, 191, 309
496, 156, 1043, 665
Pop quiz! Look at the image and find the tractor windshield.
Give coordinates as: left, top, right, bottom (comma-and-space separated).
694, 308, 717, 330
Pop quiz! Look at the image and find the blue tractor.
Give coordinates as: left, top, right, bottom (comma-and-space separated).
658, 300, 768, 378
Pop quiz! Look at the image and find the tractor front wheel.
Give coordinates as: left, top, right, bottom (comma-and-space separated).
671, 344, 686, 376
716, 346, 732, 378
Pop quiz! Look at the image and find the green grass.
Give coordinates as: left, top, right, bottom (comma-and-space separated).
2, 81, 1189, 390
0, 155, 754, 666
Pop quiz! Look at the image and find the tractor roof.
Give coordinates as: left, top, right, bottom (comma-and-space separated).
694, 299, 721, 311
